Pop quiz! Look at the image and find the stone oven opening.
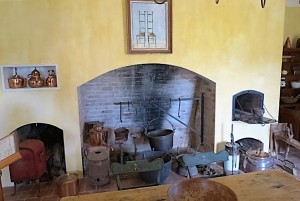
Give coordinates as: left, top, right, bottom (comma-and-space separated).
77, 63, 216, 175
12, 123, 66, 181
232, 90, 275, 124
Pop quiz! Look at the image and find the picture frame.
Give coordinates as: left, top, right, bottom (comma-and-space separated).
127, 0, 172, 54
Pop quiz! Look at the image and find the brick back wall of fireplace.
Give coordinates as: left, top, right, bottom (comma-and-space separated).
77, 64, 216, 154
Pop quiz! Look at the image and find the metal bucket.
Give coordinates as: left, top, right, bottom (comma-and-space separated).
243, 149, 274, 172
146, 118, 175, 151
86, 150, 110, 186
138, 151, 173, 183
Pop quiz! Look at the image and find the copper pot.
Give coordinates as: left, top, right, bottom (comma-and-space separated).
56, 173, 79, 198
8, 68, 26, 88
88, 122, 108, 146
46, 70, 57, 87
28, 67, 44, 88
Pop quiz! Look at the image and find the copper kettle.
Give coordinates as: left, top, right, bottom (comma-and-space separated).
8, 68, 26, 88
28, 67, 44, 88
46, 70, 57, 87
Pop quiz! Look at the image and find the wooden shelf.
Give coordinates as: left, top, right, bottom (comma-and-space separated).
283, 47, 300, 53
281, 48, 300, 97
280, 48, 300, 142
280, 87, 300, 97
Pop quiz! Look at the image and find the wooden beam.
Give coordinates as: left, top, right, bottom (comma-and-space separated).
0, 152, 21, 170
0, 171, 3, 201
0, 152, 21, 201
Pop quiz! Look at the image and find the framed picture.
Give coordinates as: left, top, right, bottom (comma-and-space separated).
127, 0, 172, 54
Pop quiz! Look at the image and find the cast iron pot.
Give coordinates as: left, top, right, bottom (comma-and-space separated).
146, 118, 175, 151
114, 127, 129, 141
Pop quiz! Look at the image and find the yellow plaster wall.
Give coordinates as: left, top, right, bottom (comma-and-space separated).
0, 0, 284, 186
284, 7, 300, 47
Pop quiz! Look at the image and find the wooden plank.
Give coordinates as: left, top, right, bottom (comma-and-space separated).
61, 185, 170, 201
182, 150, 229, 166
60, 169, 300, 201
0, 152, 21, 170
0, 152, 21, 201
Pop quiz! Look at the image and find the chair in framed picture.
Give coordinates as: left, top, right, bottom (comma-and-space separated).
147, 11, 156, 48
136, 11, 146, 47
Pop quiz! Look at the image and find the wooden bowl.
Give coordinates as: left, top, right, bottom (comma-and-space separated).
168, 177, 237, 201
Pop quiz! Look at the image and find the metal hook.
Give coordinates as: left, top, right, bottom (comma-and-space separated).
119, 102, 122, 122
216, 0, 219, 4
178, 98, 181, 118
261, 0, 266, 8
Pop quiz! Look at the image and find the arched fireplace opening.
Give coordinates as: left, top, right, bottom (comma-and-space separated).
78, 63, 216, 175
12, 123, 66, 181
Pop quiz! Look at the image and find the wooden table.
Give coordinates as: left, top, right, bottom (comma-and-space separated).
61, 169, 300, 201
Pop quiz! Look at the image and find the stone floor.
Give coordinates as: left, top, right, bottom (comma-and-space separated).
2, 147, 300, 201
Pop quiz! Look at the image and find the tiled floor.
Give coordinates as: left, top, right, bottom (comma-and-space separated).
3, 147, 300, 201
2, 164, 186, 201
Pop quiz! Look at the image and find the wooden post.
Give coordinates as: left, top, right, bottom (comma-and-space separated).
0, 170, 4, 201
0, 152, 21, 201
0, 133, 21, 201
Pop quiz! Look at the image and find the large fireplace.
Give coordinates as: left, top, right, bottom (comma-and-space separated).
78, 63, 216, 173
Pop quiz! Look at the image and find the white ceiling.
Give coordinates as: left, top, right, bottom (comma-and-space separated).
286, 0, 300, 7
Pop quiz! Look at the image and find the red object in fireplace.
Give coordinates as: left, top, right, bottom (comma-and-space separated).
9, 139, 47, 196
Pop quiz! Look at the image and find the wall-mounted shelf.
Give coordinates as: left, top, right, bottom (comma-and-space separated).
1, 64, 59, 92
